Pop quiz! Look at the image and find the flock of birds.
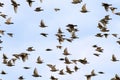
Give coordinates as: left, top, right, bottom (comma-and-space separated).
0, 0, 120, 80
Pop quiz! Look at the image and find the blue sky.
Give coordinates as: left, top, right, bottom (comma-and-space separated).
0, 0, 120, 80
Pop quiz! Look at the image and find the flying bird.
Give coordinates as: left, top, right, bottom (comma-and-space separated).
34, 7, 43, 12
40, 33, 48, 37
26, 47, 35, 51
47, 64, 59, 72
7, 33, 13, 37
11, 0, 20, 13
36, 56, 43, 64
102, 3, 112, 12
59, 69, 65, 75
72, 0, 82, 4
54, 8, 60, 12
111, 54, 119, 62
5, 17, 14, 25
80, 4, 89, 13
26, 0, 35, 7
39, 20, 47, 28
63, 48, 71, 56
32, 68, 42, 77
66, 65, 74, 74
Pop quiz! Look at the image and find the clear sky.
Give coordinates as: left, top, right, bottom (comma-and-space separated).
0, 0, 120, 80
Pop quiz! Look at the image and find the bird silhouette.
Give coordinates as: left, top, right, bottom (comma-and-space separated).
63, 48, 71, 56
18, 76, 24, 80
32, 68, 42, 77
36, 56, 43, 64
39, 20, 47, 28
47, 64, 59, 72
26, 0, 35, 7
80, 4, 89, 13
111, 54, 119, 62
5, 17, 14, 25
26, 47, 35, 51
66, 65, 74, 74
54, 8, 60, 12
0, 70, 7, 75
7, 33, 13, 37
50, 76, 58, 80
34, 7, 43, 12
11, 0, 20, 13
64, 57, 72, 64
72, 0, 82, 4
59, 69, 65, 75
102, 3, 112, 12
40, 33, 48, 37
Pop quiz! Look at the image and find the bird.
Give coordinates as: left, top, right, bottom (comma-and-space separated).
26, 47, 35, 51
54, 8, 60, 12
66, 65, 74, 74
111, 74, 120, 80
98, 71, 104, 74
0, 13, 7, 18
34, 7, 43, 12
0, 30, 5, 35
116, 40, 120, 45
72, 0, 82, 4
40, 33, 48, 37
3, 53, 8, 59
59, 69, 65, 75
39, 20, 47, 28
112, 34, 118, 38
63, 48, 71, 56
92, 45, 98, 48
0, 2, 4, 7
56, 45, 62, 49
110, 7, 117, 13
64, 57, 72, 64
11, 0, 20, 13
115, 12, 120, 16
95, 33, 103, 37
80, 4, 89, 13
74, 65, 79, 72
5, 17, 14, 25
78, 57, 89, 64
18, 76, 24, 80
59, 58, 65, 61
111, 54, 119, 62
19, 52, 29, 62
7, 33, 13, 37
50, 76, 58, 80
102, 3, 112, 12
103, 33, 109, 38
23, 66, 31, 69
47, 64, 59, 72
32, 68, 42, 77
57, 28, 63, 34
93, 53, 100, 57
36, 56, 43, 64
45, 48, 52, 51
85, 74, 92, 80
26, 0, 35, 7
0, 70, 7, 75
